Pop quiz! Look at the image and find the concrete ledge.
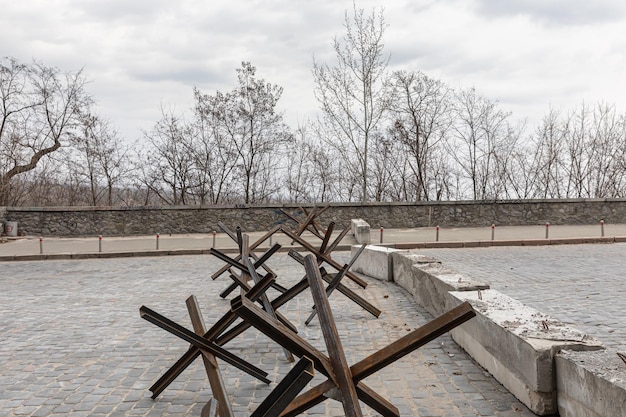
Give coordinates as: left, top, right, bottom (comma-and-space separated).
581, 237, 615, 244
369, 236, 626, 250
351, 245, 406, 282
393, 242, 426, 249
351, 218, 371, 244
391, 252, 489, 316
549, 238, 584, 245
462, 241, 481, 248
556, 350, 626, 417
481, 239, 524, 247
521, 239, 550, 246
0, 243, 358, 262
423, 241, 465, 248
448, 290, 603, 415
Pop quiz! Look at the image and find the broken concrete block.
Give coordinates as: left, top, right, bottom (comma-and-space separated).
556, 350, 626, 417
350, 218, 371, 244
391, 252, 489, 316
448, 289, 604, 416
350, 244, 406, 282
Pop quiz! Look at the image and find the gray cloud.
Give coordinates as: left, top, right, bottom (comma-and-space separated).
1, 0, 623, 141
473, 0, 626, 25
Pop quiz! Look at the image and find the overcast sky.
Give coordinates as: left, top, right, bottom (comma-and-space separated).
2, 0, 625, 143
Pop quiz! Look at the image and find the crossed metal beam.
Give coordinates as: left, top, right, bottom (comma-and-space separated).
211, 223, 286, 295
141, 220, 475, 415
287, 243, 380, 321
281, 226, 368, 289
144, 290, 317, 417
142, 273, 277, 400
251, 356, 314, 417
139, 305, 271, 385
231, 254, 477, 417
186, 295, 234, 417
279, 205, 330, 241
210, 234, 297, 337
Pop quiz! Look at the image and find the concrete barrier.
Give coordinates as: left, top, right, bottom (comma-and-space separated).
351, 247, 606, 416
350, 218, 371, 244
390, 252, 489, 316
350, 245, 406, 282
556, 350, 626, 417
448, 290, 603, 415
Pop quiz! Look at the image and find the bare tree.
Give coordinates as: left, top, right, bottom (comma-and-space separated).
586, 103, 626, 197
195, 62, 293, 203
190, 89, 239, 205
140, 107, 195, 205
67, 113, 133, 206
448, 87, 513, 200
527, 108, 568, 198
0, 57, 91, 205
312, 3, 392, 202
389, 71, 454, 201
369, 132, 403, 202
284, 125, 316, 203
499, 103, 626, 200
560, 102, 626, 198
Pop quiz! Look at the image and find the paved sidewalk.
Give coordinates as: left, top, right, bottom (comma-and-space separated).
1, 223, 625, 260
0, 254, 536, 416
1, 224, 623, 416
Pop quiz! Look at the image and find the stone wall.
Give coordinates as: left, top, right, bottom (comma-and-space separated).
1, 198, 625, 236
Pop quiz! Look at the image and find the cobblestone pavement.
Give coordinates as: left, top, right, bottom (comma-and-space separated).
418, 243, 626, 353
1, 253, 536, 416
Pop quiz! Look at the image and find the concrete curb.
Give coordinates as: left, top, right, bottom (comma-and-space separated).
378, 236, 621, 249
0, 245, 354, 262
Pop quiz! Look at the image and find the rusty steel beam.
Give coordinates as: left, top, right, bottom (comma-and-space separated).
219, 281, 239, 299
281, 228, 368, 289
279, 205, 330, 241
140, 305, 270, 384
288, 248, 379, 318
305, 263, 350, 325
230, 284, 399, 417
282, 303, 475, 416
305, 244, 367, 325
186, 296, 235, 417
303, 205, 330, 236
210, 244, 282, 278
354, 383, 399, 417
149, 274, 276, 397
251, 356, 314, 417
230, 295, 334, 378
201, 398, 219, 417
278, 379, 333, 417
318, 221, 335, 254
213, 269, 323, 346
320, 273, 381, 318
243, 255, 294, 362
304, 254, 363, 417
293, 208, 320, 238
326, 224, 351, 253
212, 224, 281, 280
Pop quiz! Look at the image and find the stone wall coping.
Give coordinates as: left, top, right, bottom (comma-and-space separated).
3, 196, 626, 212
